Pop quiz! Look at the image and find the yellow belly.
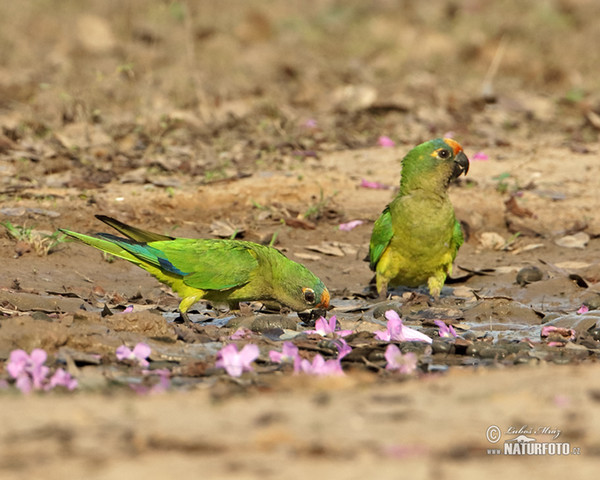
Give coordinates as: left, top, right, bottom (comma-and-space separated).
377, 244, 453, 287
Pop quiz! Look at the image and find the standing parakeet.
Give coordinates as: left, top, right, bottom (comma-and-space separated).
60, 216, 330, 322
368, 138, 469, 298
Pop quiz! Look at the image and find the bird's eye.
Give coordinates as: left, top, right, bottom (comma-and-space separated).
438, 149, 450, 159
302, 288, 316, 304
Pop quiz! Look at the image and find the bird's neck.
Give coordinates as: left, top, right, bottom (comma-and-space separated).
399, 177, 450, 197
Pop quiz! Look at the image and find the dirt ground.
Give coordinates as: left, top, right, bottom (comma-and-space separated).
2, 1, 600, 478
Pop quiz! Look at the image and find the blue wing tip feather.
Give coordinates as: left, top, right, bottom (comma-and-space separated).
98, 233, 188, 276
158, 257, 188, 276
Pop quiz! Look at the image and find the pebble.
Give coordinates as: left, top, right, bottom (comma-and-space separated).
465, 342, 503, 357
251, 315, 299, 332
516, 265, 544, 286
582, 293, 600, 310
590, 328, 600, 341
504, 342, 533, 354
431, 339, 454, 354
479, 346, 507, 359
371, 302, 402, 319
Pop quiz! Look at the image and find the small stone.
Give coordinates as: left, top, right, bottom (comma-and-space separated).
504, 342, 533, 354
371, 302, 402, 319
516, 265, 544, 286
432, 338, 454, 354
590, 328, 600, 342
251, 315, 298, 332
582, 293, 600, 311
427, 364, 449, 373
31, 311, 54, 322
555, 232, 589, 249
461, 331, 478, 341
479, 346, 507, 359
466, 344, 480, 356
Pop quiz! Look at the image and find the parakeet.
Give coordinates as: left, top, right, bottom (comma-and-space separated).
368, 138, 469, 298
60, 216, 330, 322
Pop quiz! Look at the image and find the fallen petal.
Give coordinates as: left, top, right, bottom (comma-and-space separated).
577, 305, 589, 314
339, 220, 364, 231
472, 151, 489, 161
378, 135, 396, 147
360, 179, 390, 190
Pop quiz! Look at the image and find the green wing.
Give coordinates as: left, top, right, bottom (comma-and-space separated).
451, 219, 464, 258
369, 206, 394, 270
141, 239, 259, 291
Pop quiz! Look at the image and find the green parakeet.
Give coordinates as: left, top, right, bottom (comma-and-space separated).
60, 216, 330, 322
368, 138, 469, 298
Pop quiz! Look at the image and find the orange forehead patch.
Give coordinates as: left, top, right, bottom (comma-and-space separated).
443, 138, 463, 156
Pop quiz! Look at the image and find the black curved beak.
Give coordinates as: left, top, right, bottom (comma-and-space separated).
452, 151, 470, 179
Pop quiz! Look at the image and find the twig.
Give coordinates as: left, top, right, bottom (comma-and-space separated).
482, 35, 508, 100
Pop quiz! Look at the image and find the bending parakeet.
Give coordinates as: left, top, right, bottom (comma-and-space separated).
368, 138, 469, 298
60, 216, 330, 322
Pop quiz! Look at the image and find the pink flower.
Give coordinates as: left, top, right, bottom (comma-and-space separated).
269, 341, 300, 366
7, 349, 50, 393
384, 344, 417, 374
47, 368, 78, 391
215, 344, 260, 377
121, 305, 134, 313
472, 151, 489, 161
374, 310, 432, 344
433, 320, 458, 338
116, 343, 152, 368
540, 325, 575, 342
360, 179, 390, 190
305, 316, 353, 337
339, 220, 364, 231
303, 118, 318, 129
378, 135, 396, 147
229, 327, 253, 340
6, 349, 77, 394
297, 354, 344, 376
334, 338, 352, 359
577, 305, 589, 314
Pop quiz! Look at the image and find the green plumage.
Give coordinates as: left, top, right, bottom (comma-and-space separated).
368, 138, 469, 298
60, 216, 330, 320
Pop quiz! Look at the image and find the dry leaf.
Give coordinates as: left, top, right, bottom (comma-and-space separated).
511, 243, 545, 255
284, 217, 316, 230
305, 242, 345, 257
555, 232, 589, 249
554, 261, 591, 270
294, 252, 321, 261
210, 219, 245, 238
479, 232, 506, 250
504, 196, 535, 218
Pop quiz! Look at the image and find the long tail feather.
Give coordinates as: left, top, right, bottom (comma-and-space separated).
95, 215, 174, 242
59, 229, 143, 265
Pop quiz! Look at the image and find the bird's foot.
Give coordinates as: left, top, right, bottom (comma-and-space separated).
377, 287, 389, 301
175, 311, 192, 326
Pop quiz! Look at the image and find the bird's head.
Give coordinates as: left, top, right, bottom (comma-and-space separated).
399, 138, 469, 193
298, 282, 330, 320
443, 138, 470, 180
271, 257, 331, 314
